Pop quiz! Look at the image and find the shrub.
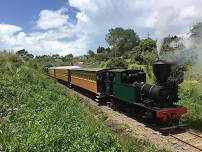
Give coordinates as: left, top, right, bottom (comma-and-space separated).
179, 80, 202, 130
101, 58, 126, 68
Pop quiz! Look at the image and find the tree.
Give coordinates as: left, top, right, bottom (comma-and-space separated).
133, 38, 156, 53
95, 53, 109, 61
63, 54, 74, 62
87, 50, 95, 57
160, 35, 182, 54
97, 46, 105, 54
190, 22, 202, 39
130, 38, 157, 64
105, 47, 111, 53
105, 27, 140, 56
26, 53, 34, 58
36, 55, 49, 59
52, 54, 60, 59
102, 58, 126, 68
16, 49, 28, 56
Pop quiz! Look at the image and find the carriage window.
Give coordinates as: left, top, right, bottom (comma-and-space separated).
72, 71, 97, 81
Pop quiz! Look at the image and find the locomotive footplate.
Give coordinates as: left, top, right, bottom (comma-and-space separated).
154, 106, 187, 122
132, 102, 187, 125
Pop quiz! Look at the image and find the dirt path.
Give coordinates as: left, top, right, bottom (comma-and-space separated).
61, 83, 201, 152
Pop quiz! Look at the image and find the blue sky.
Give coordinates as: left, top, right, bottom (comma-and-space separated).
0, 0, 201, 56
0, 0, 78, 32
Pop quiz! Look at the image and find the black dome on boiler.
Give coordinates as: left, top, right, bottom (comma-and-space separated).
152, 60, 171, 83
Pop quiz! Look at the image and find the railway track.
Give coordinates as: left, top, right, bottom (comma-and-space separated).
170, 130, 202, 151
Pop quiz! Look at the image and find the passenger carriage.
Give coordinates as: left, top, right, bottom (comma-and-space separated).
48, 66, 80, 82
70, 68, 110, 96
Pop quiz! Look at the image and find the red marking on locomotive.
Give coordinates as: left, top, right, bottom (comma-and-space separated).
155, 107, 187, 121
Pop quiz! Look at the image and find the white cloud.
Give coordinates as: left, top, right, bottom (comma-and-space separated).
0, 23, 88, 56
0, 8, 89, 56
1, 0, 202, 56
0, 24, 22, 35
37, 8, 69, 30
76, 12, 89, 23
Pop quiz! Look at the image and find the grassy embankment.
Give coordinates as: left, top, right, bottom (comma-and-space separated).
0, 53, 168, 151
179, 67, 202, 131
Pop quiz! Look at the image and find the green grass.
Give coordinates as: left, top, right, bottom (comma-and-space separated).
179, 79, 202, 131
0, 53, 168, 151
0, 53, 121, 151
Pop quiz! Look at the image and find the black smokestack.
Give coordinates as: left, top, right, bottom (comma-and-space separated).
152, 60, 171, 83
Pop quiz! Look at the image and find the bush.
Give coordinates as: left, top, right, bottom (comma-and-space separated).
179, 81, 202, 130
101, 58, 126, 68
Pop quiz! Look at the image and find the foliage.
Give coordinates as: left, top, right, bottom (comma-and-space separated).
105, 27, 140, 56
95, 52, 110, 62
62, 54, 74, 65
52, 54, 60, 59
129, 51, 158, 65
97, 46, 105, 54
16, 49, 28, 56
16, 49, 34, 58
190, 22, 202, 39
101, 58, 126, 68
87, 50, 95, 57
177, 65, 202, 131
133, 38, 156, 53
160, 35, 182, 54
0, 54, 122, 151
179, 81, 202, 130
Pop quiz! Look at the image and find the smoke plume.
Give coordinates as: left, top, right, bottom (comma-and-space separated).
155, 7, 179, 56
154, 6, 202, 71
157, 29, 202, 82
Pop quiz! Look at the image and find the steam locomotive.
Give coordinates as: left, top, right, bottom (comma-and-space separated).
48, 60, 187, 127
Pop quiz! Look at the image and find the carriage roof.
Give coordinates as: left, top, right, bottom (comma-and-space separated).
49, 66, 80, 70
70, 67, 110, 73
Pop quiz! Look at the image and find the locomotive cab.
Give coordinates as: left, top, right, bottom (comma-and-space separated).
105, 69, 146, 103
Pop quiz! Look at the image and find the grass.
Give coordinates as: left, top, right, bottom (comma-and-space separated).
179, 79, 202, 131
0, 53, 168, 151
0, 54, 121, 151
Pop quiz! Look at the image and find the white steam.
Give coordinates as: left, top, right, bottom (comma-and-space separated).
155, 7, 179, 56
153, 5, 202, 70
160, 31, 202, 73
154, 6, 202, 56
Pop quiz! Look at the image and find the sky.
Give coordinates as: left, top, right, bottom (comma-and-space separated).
0, 0, 202, 56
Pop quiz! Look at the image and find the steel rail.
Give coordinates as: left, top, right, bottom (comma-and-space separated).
170, 131, 202, 151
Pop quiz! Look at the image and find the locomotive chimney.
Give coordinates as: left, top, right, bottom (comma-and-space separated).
152, 60, 171, 83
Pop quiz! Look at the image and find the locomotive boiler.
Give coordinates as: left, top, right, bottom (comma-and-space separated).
139, 60, 179, 106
